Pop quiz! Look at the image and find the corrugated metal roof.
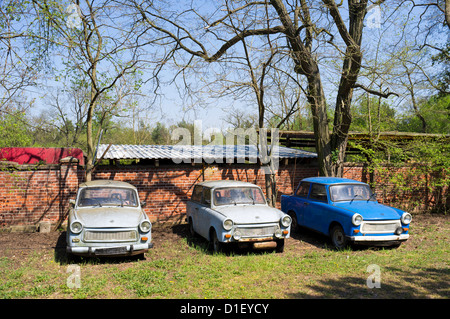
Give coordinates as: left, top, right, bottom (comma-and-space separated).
96, 144, 316, 161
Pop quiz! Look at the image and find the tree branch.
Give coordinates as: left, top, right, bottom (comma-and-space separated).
322, 0, 355, 47
354, 83, 399, 98
207, 26, 286, 62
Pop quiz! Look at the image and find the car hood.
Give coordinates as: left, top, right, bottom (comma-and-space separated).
213, 205, 282, 224
333, 201, 402, 220
75, 207, 144, 228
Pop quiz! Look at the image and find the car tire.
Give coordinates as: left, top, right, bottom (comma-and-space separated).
288, 211, 298, 231
210, 229, 222, 253
188, 217, 196, 237
330, 225, 349, 249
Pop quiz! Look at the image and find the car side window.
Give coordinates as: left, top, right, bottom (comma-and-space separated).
191, 185, 203, 203
309, 184, 327, 202
202, 187, 212, 206
296, 182, 310, 198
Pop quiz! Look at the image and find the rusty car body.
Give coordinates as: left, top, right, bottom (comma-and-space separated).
66, 180, 153, 257
186, 180, 291, 253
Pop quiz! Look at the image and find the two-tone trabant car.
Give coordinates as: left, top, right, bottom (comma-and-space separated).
186, 180, 291, 253
281, 177, 412, 249
66, 180, 153, 258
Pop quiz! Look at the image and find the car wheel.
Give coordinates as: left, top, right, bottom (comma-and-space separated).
330, 225, 349, 249
288, 211, 298, 231
210, 229, 222, 253
188, 217, 196, 237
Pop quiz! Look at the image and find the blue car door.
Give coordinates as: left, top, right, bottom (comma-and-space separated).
294, 182, 311, 226
303, 183, 329, 234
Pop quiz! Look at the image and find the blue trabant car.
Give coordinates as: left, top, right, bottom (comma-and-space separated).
186, 180, 292, 253
66, 180, 153, 258
281, 177, 412, 249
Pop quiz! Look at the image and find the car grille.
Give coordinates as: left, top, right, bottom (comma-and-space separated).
83, 230, 138, 242
361, 221, 401, 234
236, 225, 278, 238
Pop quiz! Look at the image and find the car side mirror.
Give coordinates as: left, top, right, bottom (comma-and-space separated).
140, 201, 146, 207
69, 199, 76, 207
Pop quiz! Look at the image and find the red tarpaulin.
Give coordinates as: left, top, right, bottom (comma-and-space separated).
0, 147, 84, 165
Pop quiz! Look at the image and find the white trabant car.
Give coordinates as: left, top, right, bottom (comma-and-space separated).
66, 180, 153, 258
186, 180, 291, 253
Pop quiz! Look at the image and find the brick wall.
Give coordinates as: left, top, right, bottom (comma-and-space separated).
92, 161, 319, 223
0, 160, 446, 230
0, 162, 83, 229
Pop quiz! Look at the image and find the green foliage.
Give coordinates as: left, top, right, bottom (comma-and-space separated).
348, 136, 449, 214
350, 95, 397, 133
0, 112, 32, 147
151, 122, 171, 145
397, 94, 450, 134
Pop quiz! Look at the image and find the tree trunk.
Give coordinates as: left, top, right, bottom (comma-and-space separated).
305, 66, 333, 177
271, 0, 334, 176
271, 0, 368, 177
328, 0, 367, 177
85, 64, 98, 182
446, 0, 450, 29
85, 99, 96, 182
265, 166, 277, 207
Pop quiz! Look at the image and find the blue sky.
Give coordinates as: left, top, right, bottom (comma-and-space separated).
7, 0, 447, 134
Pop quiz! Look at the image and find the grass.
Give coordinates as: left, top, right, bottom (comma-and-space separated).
0, 215, 448, 299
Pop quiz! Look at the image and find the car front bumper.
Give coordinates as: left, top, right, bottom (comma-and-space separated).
348, 234, 409, 246
67, 242, 154, 256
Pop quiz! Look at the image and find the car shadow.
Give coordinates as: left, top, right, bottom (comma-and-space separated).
289, 225, 331, 249
54, 231, 146, 265
288, 226, 379, 252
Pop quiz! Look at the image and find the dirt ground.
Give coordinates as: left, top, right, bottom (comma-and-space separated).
0, 214, 447, 259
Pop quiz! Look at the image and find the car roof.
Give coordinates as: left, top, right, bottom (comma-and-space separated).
301, 177, 367, 185
78, 180, 137, 189
196, 180, 261, 189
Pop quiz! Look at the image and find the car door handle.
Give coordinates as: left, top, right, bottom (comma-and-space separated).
303, 202, 309, 206
195, 207, 198, 210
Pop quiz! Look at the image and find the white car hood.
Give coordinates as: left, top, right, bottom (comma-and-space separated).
75, 207, 143, 228
214, 205, 282, 224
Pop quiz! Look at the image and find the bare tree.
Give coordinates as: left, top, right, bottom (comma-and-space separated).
0, 2, 40, 111
28, 0, 156, 180
128, 0, 394, 176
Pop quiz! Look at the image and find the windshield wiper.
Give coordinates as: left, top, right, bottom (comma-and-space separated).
367, 193, 377, 202
350, 194, 362, 203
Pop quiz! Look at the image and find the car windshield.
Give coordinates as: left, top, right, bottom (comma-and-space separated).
329, 184, 375, 202
214, 187, 266, 206
77, 187, 138, 207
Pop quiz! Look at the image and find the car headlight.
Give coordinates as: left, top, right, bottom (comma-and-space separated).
70, 221, 83, 234
223, 219, 233, 231
281, 215, 292, 227
139, 220, 151, 233
401, 212, 412, 225
352, 213, 363, 226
